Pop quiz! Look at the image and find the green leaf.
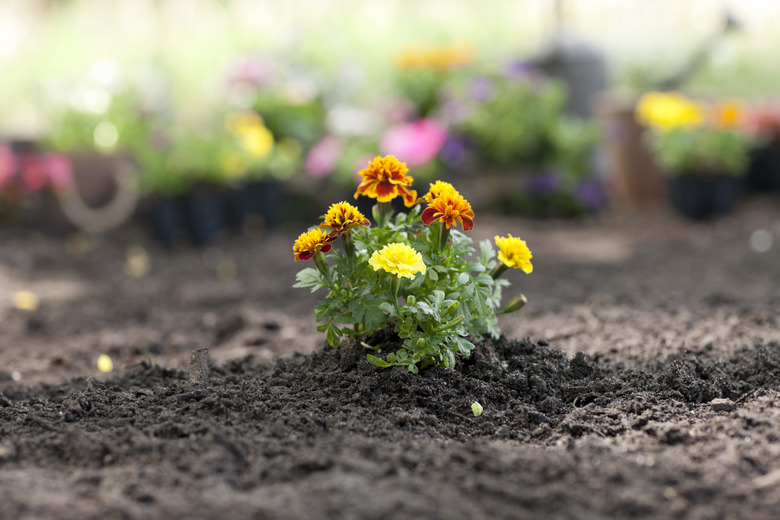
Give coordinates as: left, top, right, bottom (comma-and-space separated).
378, 302, 396, 316
457, 272, 469, 286
475, 274, 494, 285
293, 268, 323, 292
428, 269, 439, 281
366, 354, 393, 368
465, 262, 485, 273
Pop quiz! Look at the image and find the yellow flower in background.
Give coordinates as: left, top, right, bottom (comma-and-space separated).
219, 151, 248, 178
241, 126, 274, 159
394, 42, 475, 70
369, 243, 426, 279
495, 234, 533, 274
421, 189, 474, 230
354, 155, 417, 207
225, 111, 264, 135
635, 91, 703, 131
712, 99, 744, 129
319, 202, 370, 237
293, 228, 334, 262
423, 180, 456, 203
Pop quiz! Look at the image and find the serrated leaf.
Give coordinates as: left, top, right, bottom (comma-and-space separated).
428, 269, 438, 281
378, 302, 396, 316
475, 274, 494, 285
417, 301, 434, 316
465, 262, 485, 272
457, 272, 469, 286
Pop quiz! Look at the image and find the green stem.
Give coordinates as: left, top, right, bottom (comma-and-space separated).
373, 201, 393, 228
313, 252, 333, 286
438, 222, 450, 251
342, 231, 355, 269
391, 275, 402, 308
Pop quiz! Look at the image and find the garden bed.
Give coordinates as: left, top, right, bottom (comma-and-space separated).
1, 196, 779, 519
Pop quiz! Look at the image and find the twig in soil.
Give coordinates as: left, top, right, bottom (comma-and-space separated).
189, 347, 210, 386
544, 326, 587, 341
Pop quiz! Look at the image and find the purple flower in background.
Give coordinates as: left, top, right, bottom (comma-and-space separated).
305, 135, 344, 179
470, 76, 495, 102
527, 170, 560, 197
0, 144, 16, 189
575, 179, 607, 212
20, 154, 47, 193
505, 59, 534, 80
379, 118, 447, 167
43, 153, 73, 191
440, 134, 471, 168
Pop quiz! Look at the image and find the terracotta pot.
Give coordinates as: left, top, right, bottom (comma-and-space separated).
595, 94, 665, 211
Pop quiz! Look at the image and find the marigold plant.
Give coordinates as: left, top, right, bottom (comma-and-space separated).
294, 155, 533, 372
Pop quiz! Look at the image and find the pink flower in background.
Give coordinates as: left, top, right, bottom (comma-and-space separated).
379, 119, 448, 167
44, 153, 73, 191
0, 144, 16, 189
20, 154, 47, 193
306, 135, 344, 179
228, 54, 275, 89
744, 102, 780, 141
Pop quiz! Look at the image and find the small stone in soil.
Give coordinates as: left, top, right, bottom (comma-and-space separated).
188, 347, 210, 386
710, 398, 736, 412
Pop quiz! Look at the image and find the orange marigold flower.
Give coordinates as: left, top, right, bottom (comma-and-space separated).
421, 189, 474, 230
293, 228, 334, 262
318, 202, 370, 237
423, 180, 456, 203
354, 155, 417, 207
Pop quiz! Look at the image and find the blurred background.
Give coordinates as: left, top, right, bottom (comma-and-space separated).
2, 0, 780, 246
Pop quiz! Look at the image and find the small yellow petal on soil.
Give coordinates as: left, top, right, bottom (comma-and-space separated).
125, 245, 151, 278
471, 401, 483, 416
13, 291, 39, 311
97, 355, 114, 373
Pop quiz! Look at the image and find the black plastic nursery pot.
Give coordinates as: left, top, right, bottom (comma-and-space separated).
239, 179, 284, 229
147, 196, 186, 249
666, 173, 742, 220
182, 188, 227, 246
746, 143, 780, 193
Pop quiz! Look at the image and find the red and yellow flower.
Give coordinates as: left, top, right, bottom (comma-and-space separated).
354, 155, 417, 207
421, 186, 474, 230
423, 180, 456, 203
318, 202, 370, 238
293, 228, 335, 262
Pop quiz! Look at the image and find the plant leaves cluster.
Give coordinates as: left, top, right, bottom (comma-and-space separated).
294, 203, 516, 372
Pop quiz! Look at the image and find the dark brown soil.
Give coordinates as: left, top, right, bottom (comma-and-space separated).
1, 195, 780, 519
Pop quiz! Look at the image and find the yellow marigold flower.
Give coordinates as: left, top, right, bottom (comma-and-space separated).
423, 180, 456, 203
354, 155, 417, 207
318, 202, 370, 237
368, 243, 426, 279
635, 91, 703, 132
495, 234, 533, 274
293, 228, 334, 262
421, 189, 474, 230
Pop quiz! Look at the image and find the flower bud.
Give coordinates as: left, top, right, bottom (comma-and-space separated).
416, 338, 426, 348
445, 300, 460, 316
442, 315, 465, 330
406, 295, 416, 306
499, 294, 527, 314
